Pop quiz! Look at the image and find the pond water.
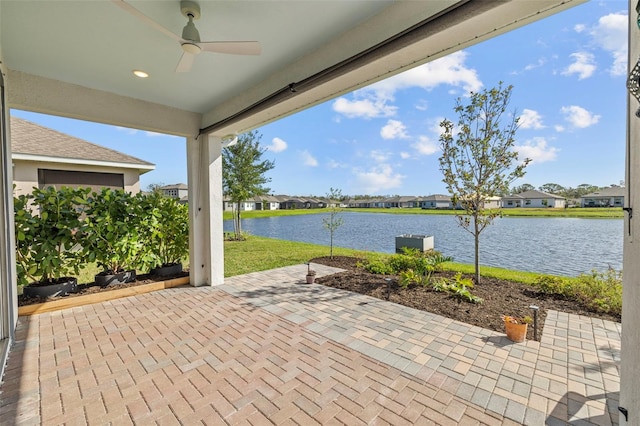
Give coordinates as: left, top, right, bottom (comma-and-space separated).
223, 212, 623, 276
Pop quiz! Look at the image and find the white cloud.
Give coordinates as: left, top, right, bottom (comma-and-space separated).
519, 109, 545, 130
415, 100, 429, 111
524, 58, 547, 72
412, 135, 439, 156
371, 51, 482, 99
354, 164, 405, 193
266, 137, 288, 153
116, 126, 138, 135
514, 138, 559, 164
554, 124, 565, 132
332, 97, 397, 119
574, 24, 586, 33
591, 12, 628, 76
327, 159, 348, 169
561, 105, 601, 128
300, 150, 318, 167
333, 50, 481, 119
370, 150, 391, 163
380, 119, 409, 140
562, 52, 596, 80
400, 152, 411, 159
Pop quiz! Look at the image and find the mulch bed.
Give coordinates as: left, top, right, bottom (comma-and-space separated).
17, 271, 189, 307
312, 256, 621, 340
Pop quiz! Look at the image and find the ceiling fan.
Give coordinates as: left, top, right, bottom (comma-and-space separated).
113, 0, 261, 73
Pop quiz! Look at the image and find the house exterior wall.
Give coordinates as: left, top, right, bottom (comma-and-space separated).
12, 159, 141, 195
581, 196, 624, 207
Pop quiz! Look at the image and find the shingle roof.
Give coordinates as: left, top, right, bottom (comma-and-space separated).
11, 117, 154, 167
582, 187, 625, 198
161, 183, 188, 190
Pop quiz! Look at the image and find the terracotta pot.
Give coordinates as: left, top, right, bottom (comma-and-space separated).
306, 274, 316, 284
504, 321, 528, 343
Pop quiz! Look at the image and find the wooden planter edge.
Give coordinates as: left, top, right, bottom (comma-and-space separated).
18, 276, 191, 316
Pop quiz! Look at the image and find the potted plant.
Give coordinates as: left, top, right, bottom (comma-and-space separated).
15, 186, 89, 298
83, 189, 155, 286
142, 192, 189, 277
502, 315, 532, 343
305, 263, 316, 284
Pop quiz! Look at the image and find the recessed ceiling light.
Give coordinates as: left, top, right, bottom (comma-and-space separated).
133, 70, 149, 78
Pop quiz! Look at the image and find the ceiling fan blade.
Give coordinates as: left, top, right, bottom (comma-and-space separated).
176, 52, 195, 73
199, 41, 261, 56
112, 0, 181, 42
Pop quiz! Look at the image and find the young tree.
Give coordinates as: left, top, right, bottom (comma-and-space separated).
322, 188, 345, 259
439, 83, 530, 284
222, 131, 275, 240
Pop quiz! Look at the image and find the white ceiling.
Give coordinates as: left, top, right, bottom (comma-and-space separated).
0, 0, 587, 137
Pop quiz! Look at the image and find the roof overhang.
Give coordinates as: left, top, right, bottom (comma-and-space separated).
12, 153, 156, 174
1, 0, 587, 138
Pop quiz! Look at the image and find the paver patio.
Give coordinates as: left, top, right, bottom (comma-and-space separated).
0, 264, 621, 425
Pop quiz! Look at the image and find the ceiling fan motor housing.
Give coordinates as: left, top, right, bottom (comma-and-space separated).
180, 1, 201, 20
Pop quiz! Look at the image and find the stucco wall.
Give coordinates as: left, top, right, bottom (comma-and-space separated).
12, 159, 141, 196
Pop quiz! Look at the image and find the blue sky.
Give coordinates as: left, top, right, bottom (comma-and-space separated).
12, 0, 628, 197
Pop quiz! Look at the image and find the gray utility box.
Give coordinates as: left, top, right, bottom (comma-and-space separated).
395, 234, 434, 253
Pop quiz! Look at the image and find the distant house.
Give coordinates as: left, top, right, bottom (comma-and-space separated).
502, 190, 565, 208
581, 187, 625, 207
161, 183, 188, 200
254, 195, 281, 210
421, 194, 452, 209
11, 117, 154, 196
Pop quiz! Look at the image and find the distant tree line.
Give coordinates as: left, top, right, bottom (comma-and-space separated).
510, 182, 624, 199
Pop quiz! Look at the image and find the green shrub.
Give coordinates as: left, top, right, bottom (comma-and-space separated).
83, 188, 156, 274
533, 269, 622, 316
533, 275, 573, 297
141, 192, 189, 267
14, 186, 90, 286
361, 256, 394, 275
362, 249, 454, 290
574, 269, 622, 315
432, 272, 482, 304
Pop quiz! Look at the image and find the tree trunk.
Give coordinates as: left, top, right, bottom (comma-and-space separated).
474, 214, 480, 284
330, 232, 334, 259
234, 201, 242, 239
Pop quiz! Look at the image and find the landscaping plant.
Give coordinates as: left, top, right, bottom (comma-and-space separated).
439, 82, 530, 284
322, 187, 345, 259
83, 188, 156, 274
14, 186, 89, 286
141, 192, 189, 268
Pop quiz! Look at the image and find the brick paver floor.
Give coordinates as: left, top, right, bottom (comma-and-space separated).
0, 263, 621, 425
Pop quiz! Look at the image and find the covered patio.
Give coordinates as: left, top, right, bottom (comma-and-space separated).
0, 0, 638, 424
0, 265, 620, 424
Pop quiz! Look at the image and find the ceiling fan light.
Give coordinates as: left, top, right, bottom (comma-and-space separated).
181, 42, 201, 55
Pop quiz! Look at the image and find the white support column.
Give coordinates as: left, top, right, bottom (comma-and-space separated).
186, 135, 224, 286
621, 3, 640, 424
0, 68, 18, 378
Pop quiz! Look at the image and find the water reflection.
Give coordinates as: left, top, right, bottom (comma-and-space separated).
224, 212, 622, 276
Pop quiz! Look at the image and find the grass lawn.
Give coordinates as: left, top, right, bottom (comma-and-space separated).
223, 235, 558, 282
224, 236, 365, 277
224, 207, 623, 220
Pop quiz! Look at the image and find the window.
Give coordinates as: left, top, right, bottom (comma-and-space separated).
38, 169, 124, 190
525, 200, 531, 206
507, 201, 513, 206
